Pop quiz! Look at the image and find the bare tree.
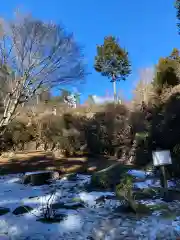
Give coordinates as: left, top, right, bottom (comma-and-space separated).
132, 67, 155, 106
0, 65, 10, 113
0, 13, 85, 129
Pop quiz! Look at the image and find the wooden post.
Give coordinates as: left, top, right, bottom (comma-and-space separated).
160, 165, 168, 199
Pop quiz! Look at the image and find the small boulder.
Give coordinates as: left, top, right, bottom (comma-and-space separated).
52, 202, 84, 210
63, 202, 85, 210
87, 166, 97, 173
91, 163, 133, 190
115, 202, 151, 215
22, 171, 60, 185
132, 188, 157, 200
0, 207, 10, 216
12, 205, 33, 215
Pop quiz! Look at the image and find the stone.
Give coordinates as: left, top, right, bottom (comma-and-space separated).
90, 163, 132, 190
0, 207, 10, 216
52, 202, 84, 210
12, 205, 33, 215
87, 166, 97, 173
132, 188, 157, 200
115, 201, 151, 215
66, 173, 78, 181
28, 196, 39, 199
22, 171, 60, 185
87, 237, 95, 240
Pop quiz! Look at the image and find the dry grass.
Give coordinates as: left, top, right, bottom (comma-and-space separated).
14, 102, 109, 124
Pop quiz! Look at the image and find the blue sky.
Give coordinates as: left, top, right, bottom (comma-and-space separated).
1, 0, 180, 103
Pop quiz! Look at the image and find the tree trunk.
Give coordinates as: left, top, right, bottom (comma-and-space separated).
113, 80, 117, 103
0, 98, 19, 133
112, 75, 117, 103
0, 77, 23, 134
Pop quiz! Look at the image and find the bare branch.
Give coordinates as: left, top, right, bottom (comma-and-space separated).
0, 12, 86, 128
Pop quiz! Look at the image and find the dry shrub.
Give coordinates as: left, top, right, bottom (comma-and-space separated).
159, 84, 180, 103
85, 103, 133, 158
3, 78, 180, 181
35, 114, 67, 151
1, 120, 35, 151
35, 113, 85, 155
0, 100, 152, 165
18, 102, 106, 120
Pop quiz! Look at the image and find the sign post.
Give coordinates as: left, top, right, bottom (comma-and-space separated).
152, 150, 172, 199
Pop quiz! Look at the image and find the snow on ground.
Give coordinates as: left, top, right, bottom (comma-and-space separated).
134, 179, 176, 189
128, 169, 176, 189
79, 191, 115, 206
128, 169, 148, 179
25, 170, 54, 176
0, 172, 179, 239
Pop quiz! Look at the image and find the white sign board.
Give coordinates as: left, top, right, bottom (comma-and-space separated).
152, 150, 172, 167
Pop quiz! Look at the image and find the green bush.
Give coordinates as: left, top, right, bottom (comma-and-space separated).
153, 49, 180, 89
116, 174, 151, 214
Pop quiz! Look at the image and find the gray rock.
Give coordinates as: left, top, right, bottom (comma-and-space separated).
90, 163, 132, 190
22, 171, 60, 185
0, 207, 10, 216
52, 202, 84, 210
12, 205, 33, 215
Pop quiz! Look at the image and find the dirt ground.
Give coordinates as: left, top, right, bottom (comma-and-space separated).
0, 151, 118, 175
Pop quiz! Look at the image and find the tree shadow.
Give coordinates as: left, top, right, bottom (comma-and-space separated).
0, 151, 118, 175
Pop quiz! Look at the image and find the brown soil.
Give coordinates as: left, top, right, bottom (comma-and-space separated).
0, 151, 118, 175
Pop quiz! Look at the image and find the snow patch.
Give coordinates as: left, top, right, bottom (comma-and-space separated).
0, 173, 179, 239
61, 214, 83, 231
128, 169, 147, 179
134, 179, 176, 189
25, 171, 53, 176
79, 191, 115, 206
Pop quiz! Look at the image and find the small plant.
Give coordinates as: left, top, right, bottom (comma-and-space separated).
116, 174, 134, 202
41, 188, 58, 221
116, 174, 150, 214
